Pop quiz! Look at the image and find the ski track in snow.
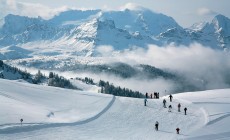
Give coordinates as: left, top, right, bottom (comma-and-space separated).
193, 102, 230, 105
0, 96, 115, 134
207, 113, 230, 125
186, 131, 230, 140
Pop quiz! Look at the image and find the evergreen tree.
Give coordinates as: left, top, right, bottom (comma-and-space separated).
0, 60, 3, 67
33, 70, 44, 84
49, 72, 54, 79
0, 73, 4, 78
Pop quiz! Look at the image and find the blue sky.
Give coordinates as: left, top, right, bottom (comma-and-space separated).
1, 0, 230, 27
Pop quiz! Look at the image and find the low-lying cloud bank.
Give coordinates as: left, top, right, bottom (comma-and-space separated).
15, 43, 230, 96
94, 43, 230, 95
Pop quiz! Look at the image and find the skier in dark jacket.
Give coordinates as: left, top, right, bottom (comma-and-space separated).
168, 105, 172, 112
176, 127, 180, 134
20, 118, 23, 125
145, 92, 148, 98
178, 103, 181, 112
154, 92, 157, 98
163, 99, 167, 108
155, 121, 159, 131
169, 94, 173, 102
144, 98, 148, 106
184, 107, 187, 115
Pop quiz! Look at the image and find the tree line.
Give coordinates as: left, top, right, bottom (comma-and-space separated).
98, 79, 144, 98
0, 60, 76, 89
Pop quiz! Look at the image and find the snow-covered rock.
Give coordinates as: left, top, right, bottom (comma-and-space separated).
159, 14, 230, 49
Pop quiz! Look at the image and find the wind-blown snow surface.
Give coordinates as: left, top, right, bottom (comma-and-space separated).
1, 78, 227, 140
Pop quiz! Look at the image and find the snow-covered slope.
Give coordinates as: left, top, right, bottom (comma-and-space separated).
49, 9, 100, 26
100, 8, 182, 36
175, 89, 230, 140
1, 78, 230, 139
0, 79, 110, 126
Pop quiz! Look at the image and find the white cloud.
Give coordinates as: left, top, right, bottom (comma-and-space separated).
95, 43, 230, 92
96, 45, 114, 57
19, 43, 230, 95
197, 7, 217, 16
6, 0, 17, 9
119, 3, 146, 11
59, 43, 230, 95
0, 0, 68, 20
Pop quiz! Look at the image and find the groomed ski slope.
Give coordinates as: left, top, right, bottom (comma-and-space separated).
0, 79, 229, 140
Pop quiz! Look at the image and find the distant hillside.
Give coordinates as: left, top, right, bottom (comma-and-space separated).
0, 60, 76, 89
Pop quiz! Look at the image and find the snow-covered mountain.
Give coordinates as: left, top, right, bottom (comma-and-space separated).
159, 14, 230, 50
0, 8, 180, 59
99, 8, 182, 36
0, 8, 230, 59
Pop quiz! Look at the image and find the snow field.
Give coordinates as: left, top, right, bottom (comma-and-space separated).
174, 90, 230, 140
0, 78, 206, 140
0, 79, 113, 129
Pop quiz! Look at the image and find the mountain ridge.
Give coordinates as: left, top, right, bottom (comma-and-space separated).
0, 9, 230, 59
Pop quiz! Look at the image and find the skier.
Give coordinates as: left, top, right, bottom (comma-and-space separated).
168, 105, 172, 112
184, 107, 187, 115
176, 127, 180, 134
163, 99, 167, 108
178, 103, 181, 112
154, 92, 157, 98
144, 98, 148, 106
145, 92, 148, 98
20, 118, 23, 125
169, 94, 173, 102
157, 92, 159, 99
155, 121, 159, 131
150, 94, 153, 99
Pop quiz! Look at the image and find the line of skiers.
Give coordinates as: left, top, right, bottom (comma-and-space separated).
145, 92, 160, 99
146, 94, 188, 134
145, 94, 188, 114
162, 95, 187, 115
